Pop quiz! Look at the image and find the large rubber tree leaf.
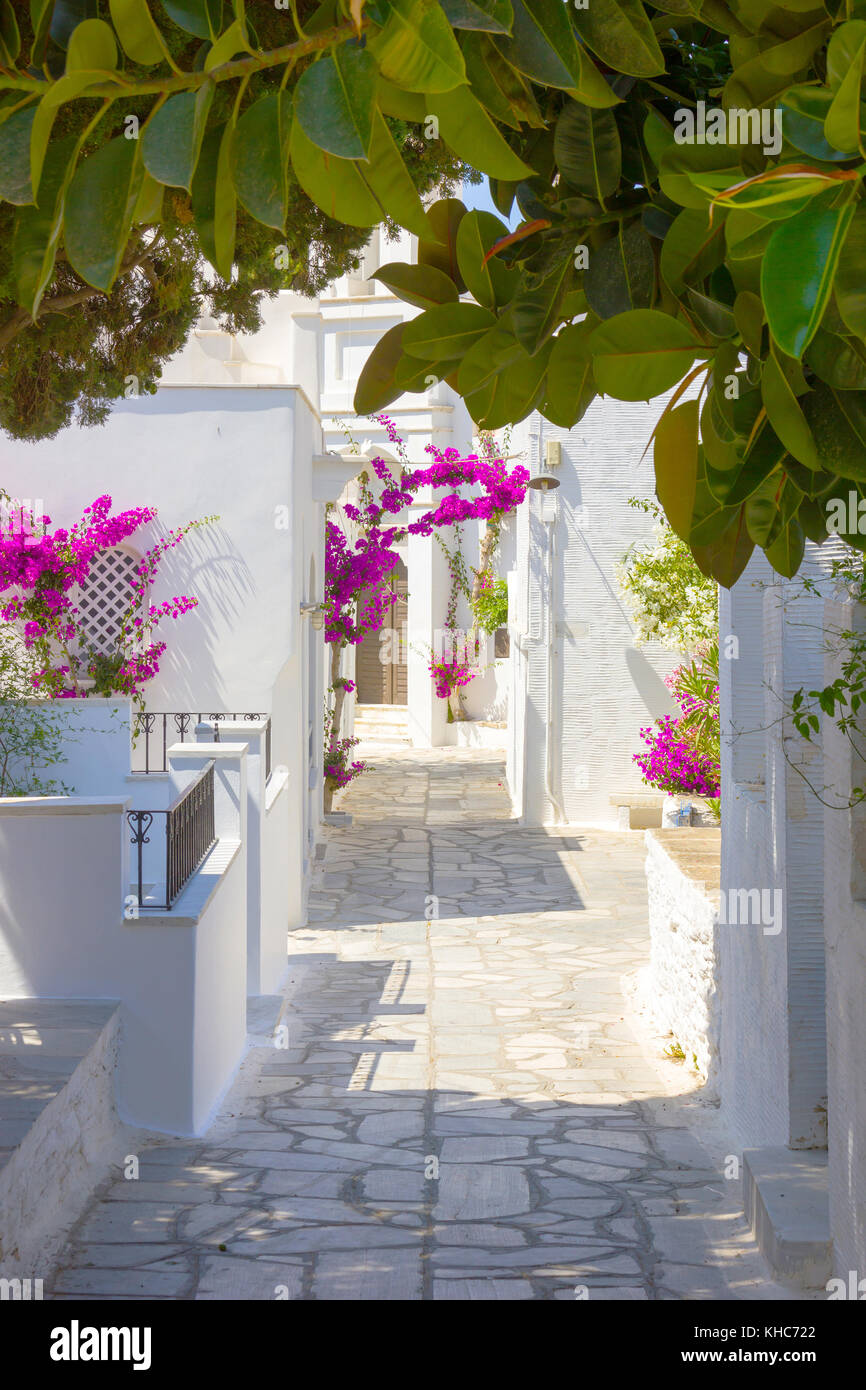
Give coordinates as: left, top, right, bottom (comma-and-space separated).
585, 220, 654, 319
367, 0, 466, 93
109, 0, 171, 65
554, 100, 620, 201
355, 110, 432, 239
439, 0, 513, 32
0, 0, 20, 63
289, 119, 380, 227
427, 84, 534, 179
161, 0, 221, 39
806, 329, 866, 391
141, 84, 214, 191
835, 204, 866, 340
654, 397, 699, 541
781, 85, 851, 163
232, 92, 288, 229
467, 338, 552, 428
418, 198, 467, 288
455, 208, 519, 309
589, 309, 701, 400
762, 201, 855, 359
64, 137, 143, 290
760, 346, 820, 469
765, 516, 806, 577
511, 252, 571, 354
456, 317, 525, 396
12, 135, 78, 314
0, 106, 37, 205
691, 506, 754, 587
355, 322, 414, 413
371, 262, 459, 309
542, 317, 598, 427
294, 42, 376, 160
573, 0, 664, 78
802, 381, 866, 480
191, 120, 237, 279
493, 0, 579, 89
824, 37, 866, 155
660, 207, 725, 296
403, 302, 497, 360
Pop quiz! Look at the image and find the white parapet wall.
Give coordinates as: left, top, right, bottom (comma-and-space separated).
0, 743, 250, 1136
638, 828, 722, 1092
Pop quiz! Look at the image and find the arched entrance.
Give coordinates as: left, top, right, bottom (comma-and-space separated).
355, 557, 408, 705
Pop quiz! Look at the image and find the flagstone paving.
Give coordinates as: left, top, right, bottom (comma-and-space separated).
48, 749, 801, 1301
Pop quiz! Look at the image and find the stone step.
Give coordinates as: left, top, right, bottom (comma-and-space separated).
743, 1146, 831, 1289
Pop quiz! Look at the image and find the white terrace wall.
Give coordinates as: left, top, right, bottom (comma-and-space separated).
822, 599, 866, 1280
506, 407, 680, 827
718, 551, 829, 1151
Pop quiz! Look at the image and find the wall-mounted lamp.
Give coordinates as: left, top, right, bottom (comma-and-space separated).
300, 602, 325, 630
527, 474, 560, 491
527, 437, 562, 489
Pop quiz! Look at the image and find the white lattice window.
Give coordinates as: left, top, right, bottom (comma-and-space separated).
76, 547, 140, 655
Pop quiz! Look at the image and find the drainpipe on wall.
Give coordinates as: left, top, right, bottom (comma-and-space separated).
544, 497, 566, 826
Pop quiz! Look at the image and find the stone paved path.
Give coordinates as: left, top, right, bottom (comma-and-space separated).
48, 750, 798, 1301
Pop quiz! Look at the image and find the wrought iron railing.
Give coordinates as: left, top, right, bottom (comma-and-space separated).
132, 711, 272, 779
128, 760, 216, 911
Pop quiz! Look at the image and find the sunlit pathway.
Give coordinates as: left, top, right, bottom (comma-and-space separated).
48, 750, 798, 1300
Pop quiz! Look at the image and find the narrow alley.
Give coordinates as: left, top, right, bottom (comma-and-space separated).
48, 751, 796, 1301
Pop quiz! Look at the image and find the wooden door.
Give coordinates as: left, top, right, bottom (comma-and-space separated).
356, 559, 408, 704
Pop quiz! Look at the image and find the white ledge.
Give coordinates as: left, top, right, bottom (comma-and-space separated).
128, 839, 242, 927
0, 795, 130, 816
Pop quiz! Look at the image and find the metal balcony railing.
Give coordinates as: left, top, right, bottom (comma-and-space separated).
128, 760, 216, 911
132, 711, 272, 780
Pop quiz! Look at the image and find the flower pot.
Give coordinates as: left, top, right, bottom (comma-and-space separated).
662, 794, 694, 828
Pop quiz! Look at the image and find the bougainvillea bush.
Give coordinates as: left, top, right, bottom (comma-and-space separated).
322, 416, 528, 806
635, 645, 721, 818
0, 495, 211, 701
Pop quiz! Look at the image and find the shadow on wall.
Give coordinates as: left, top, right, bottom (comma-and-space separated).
625, 646, 678, 722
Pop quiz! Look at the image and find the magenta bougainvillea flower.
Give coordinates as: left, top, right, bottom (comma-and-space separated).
0, 495, 208, 700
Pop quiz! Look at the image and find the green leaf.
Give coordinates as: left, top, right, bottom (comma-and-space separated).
511, 252, 571, 354
492, 0, 578, 89
191, 119, 236, 279
29, 0, 54, 62
765, 517, 805, 577
427, 84, 534, 179
109, 0, 170, 65
542, 318, 597, 427
371, 261, 459, 309
204, 17, 248, 71
418, 198, 467, 289
29, 74, 102, 200
660, 208, 725, 297
289, 118, 380, 227
50, 1, 98, 50
573, 0, 664, 79
802, 381, 866, 480
826, 19, 866, 91
763, 202, 855, 360
585, 220, 654, 319
589, 309, 701, 401
0, 106, 37, 205
655, 398, 699, 541
455, 208, 518, 309
761, 345, 819, 469
781, 85, 852, 163
824, 39, 866, 155
467, 339, 552, 428
64, 136, 143, 290
439, 0, 513, 33
65, 17, 117, 70
456, 317, 525, 395
403, 302, 497, 360
459, 32, 523, 128
232, 92, 288, 229
835, 204, 866, 341
376, 77, 427, 121
295, 43, 376, 160
141, 86, 214, 192
355, 109, 432, 239
691, 507, 754, 587
354, 322, 415, 413
12, 136, 78, 315
161, 0, 219, 38
367, 0, 466, 93
805, 329, 866, 391
554, 100, 620, 201
733, 290, 764, 357
0, 0, 21, 64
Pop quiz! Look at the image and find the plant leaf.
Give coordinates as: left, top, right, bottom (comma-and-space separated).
762, 201, 855, 359
589, 309, 701, 401
294, 42, 376, 160
64, 136, 143, 290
